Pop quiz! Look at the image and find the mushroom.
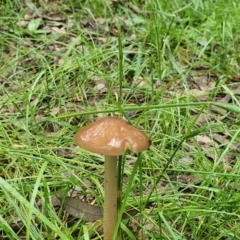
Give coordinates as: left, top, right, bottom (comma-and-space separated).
75, 116, 150, 240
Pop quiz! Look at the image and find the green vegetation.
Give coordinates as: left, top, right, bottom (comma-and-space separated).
1, 0, 240, 239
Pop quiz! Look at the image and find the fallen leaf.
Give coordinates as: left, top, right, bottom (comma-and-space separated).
64, 197, 141, 222
64, 197, 103, 222
178, 156, 193, 166
94, 83, 106, 91
51, 26, 66, 34
195, 135, 213, 145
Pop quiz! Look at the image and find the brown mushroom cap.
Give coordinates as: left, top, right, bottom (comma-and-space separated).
75, 117, 150, 156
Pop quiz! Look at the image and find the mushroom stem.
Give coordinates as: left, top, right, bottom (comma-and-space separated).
104, 155, 118, 240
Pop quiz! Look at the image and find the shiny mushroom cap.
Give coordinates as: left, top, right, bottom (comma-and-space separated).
75, 117, 150, 156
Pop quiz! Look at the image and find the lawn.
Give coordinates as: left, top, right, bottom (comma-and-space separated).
1, 0, 240, 239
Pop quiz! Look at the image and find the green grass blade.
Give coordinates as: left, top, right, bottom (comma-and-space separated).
0, 177, 71, 240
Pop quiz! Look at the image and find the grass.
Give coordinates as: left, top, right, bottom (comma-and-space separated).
1, 0, 240, 239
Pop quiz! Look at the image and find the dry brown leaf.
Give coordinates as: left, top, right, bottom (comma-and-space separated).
50, 106, 60, 116
64, 197, 141, 222
128, 219, 138, 233
195, 135, 213, 145
212, 133, 228, 145
194, 113, 214, 124
35, 114, 47, 122
64, 197, 103, 222
42, 14, 65, 21
210, 94, 230, 114
223, 155, 233, 172
178, 156, 193, 166
51, 26, 66, 34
